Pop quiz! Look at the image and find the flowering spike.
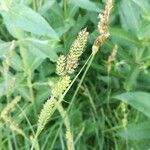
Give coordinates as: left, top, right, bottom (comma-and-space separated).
56, 55, 66, 76
52, 76, 71, 97
65, 28, 89, 74
92, 0, 113, 55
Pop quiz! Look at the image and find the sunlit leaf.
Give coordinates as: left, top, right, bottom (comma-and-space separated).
114, 92, 150, 118
118, 121, 150, 140
0, 2, 58, 39
71, 0, 100, 12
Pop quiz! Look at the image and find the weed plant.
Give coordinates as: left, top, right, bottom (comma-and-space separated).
0, 0, 150, 150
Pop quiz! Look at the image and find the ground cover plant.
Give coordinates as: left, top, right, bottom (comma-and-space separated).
0, 0, 150, 150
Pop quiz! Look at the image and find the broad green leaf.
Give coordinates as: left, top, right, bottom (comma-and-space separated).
0, 40, 26, 72
37, 61, 56, 77
42, 2, 64, 28
68, 5, 79, 19
119, 0, 141, 33
110, 27, 140, 47
114, 92, 150, 118
39, 0, 55, 15
132, 0, 150, 15
43, 1, 74, 39
12, 0, 32, 5
0, 78, 15, 97
24, 38, 59, 62
0, 41, 12, 57
124, 66, 140, 91
11, 51, 23, 71
137, 20, 150, 40
42, 2, 75, 36
12, 44, 45, 72
35, 86, 50, 105
56, 19, 75, 36
17, 87, 30, 101
0, 2, 58, 39
0, 80, 8, 97
25, 48, 45, 72
118, 121, 150, 140
71, 0, 100, 12
0, 41, 24, 71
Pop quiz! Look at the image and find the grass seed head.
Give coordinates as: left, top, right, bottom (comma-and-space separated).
65, 28, 89, 74
92, 0, 113, 55
52, 76, 71, 97
37, 97, 58, 133
56, 55, 67, 76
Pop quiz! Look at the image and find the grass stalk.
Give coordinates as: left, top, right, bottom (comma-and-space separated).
63, 0, 68, 19
57, 104, 75, 150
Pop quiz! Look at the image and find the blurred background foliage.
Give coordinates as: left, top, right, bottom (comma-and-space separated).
0, 0, 150, 149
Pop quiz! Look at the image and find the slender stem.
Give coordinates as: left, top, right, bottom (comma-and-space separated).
39, 0, 44, 8
27, 70, 37, 118
27, 71, 34, 102
63, 0, 68, 19
33, 0, 37, 11
14, 28, 37, 119
68, 53, 95, 109
60, 54, 92, 101
63, 0, 68, 51
30, 132, 39, 150
57, 104, 75, 150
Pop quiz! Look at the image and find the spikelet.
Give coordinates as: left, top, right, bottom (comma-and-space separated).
52, 76, 71, 97
65, 28, 89, 74
2, 41, 15, 78
108, 45, 118, 72
0, 96, 24, 135
66, 129, 75, 150
121, 102, 128, 128
56, 29, 89, 76
92, 0, 113, 55
56, 55, 66, 76
2, 115, 24, 136
98, 0, 112, 35
37, 97, 58, 133
37, 76, 71, 134
1, 96, 21, 117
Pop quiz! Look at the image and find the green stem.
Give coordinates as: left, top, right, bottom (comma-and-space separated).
14, 28, 37, 118
27, 71, 34, 101
60, 54, 92, 101
27, 71, 37, 118
33, 0, 37, 11
30, 132, 39, 150
39, 0, 44, 8
63, 0, 68, 19
57, 104, 75, 150
68, 53, 95, 110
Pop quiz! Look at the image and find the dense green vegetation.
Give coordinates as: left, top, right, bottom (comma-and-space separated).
0, 0, 150, 149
